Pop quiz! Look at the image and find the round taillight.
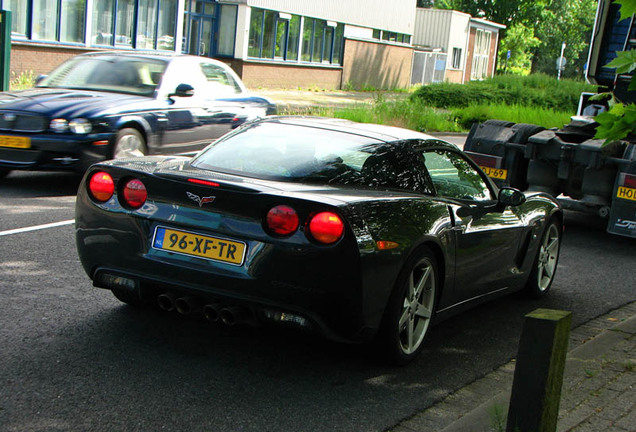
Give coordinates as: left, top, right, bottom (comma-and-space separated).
266, 205, 299, 236
121, 178, 147, 209
88, 171, 115, 202
308, 212, 344, 244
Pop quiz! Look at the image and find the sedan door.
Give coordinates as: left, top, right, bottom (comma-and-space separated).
421, 146, 525, 303
154, 59, 241, 154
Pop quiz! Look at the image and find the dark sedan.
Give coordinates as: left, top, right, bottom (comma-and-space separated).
0, 52, 275, 178
75, 117, 562, 364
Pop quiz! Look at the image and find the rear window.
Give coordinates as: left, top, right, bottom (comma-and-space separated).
193, 122, 379, 179
192, 122, 433, 193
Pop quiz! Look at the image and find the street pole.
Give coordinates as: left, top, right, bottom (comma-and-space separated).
557, 42, 566, 80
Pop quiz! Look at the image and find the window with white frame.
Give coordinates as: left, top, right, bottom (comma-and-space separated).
471, 29, 492, 80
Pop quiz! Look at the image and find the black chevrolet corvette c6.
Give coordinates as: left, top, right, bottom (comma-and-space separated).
0, 51, 275, 178
75, 116, 563, 364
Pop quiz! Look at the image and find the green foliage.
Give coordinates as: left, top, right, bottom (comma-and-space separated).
498, 23, 540, 74
411, 74, 594, 113
10, 70, 36, 91
594, 0, 636, 145
332, 99, 463, 132
595, 104, 636, 143
450, 103, 572, 129
605, 50, 636, 91
532, 0, 597, 78
615, 0, 636, 19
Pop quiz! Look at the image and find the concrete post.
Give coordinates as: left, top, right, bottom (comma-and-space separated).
506, 308, 572, 432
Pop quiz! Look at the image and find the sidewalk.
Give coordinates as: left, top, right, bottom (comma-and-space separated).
391, 301, 636, 432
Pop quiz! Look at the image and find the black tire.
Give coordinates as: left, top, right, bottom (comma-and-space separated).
111, 289, 146, 308
0, 168, 10, 179
377, 246, 439, 365
524, 218, 561, 298
113, 127, 146, 159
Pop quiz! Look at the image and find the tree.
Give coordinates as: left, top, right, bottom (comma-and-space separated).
531, 0, 597, 78
498, 23, 540, 74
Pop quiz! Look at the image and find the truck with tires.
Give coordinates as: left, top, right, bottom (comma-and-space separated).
464, 0, 636, 237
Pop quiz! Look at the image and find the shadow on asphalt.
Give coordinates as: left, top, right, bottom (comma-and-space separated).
0, 171, 83, 198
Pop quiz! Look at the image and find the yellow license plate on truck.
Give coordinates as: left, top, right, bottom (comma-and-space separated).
616, 186, 636, 202
0, 135, 31, 149
480, 166, 508, 180
152, 226, 246, 265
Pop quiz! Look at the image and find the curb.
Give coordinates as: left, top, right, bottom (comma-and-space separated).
390, 301, 636, 432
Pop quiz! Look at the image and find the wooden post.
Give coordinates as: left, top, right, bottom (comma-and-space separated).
506, 309, 572, 432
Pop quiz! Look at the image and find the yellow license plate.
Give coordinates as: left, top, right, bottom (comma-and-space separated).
152, 226, 246, 266
616, 186, 636, 202
0, 135, 31, 149
480, 166, 508, 180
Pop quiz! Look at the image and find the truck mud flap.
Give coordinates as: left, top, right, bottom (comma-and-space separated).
607, 173, 636, 238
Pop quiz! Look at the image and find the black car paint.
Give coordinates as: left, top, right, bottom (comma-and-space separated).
75, 122, 561, 343
0, 53, 275, 173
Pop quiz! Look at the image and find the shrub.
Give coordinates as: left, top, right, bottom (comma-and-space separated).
411, 74, 594, 113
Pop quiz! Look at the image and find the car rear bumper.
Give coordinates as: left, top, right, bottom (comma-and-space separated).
75, 192, 383, 343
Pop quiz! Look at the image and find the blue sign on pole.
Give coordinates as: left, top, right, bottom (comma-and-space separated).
507, 50, 511, 59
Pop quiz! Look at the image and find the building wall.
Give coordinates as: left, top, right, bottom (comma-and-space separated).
445, 69, 463, 84
342, 39, 413, 90
237, 61, 343, 90
247, 0, 416, 34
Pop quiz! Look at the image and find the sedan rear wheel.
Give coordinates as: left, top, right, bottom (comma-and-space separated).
525, 218, 561, 298
113, 128, 146, 159
379, 246, 438, 365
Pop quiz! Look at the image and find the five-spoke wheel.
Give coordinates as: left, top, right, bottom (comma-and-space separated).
525, 218, 561, 297
379, 246, 438, 365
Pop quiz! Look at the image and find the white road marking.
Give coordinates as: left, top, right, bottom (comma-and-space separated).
0, 219, 75, 237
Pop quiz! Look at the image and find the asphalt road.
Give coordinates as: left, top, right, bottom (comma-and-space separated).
1, 170, 635, 432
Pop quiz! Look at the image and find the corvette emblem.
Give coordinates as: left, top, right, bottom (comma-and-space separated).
186, 191, 216, 207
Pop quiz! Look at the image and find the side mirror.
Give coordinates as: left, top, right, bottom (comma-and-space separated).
35, 74, 47, 85
498, 187, 526, 207
168, 83, 194, 99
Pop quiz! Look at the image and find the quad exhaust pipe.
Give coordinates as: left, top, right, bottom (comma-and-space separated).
158, 293, 255, 326
219, 306, 253, 327
157, 293, 176, 312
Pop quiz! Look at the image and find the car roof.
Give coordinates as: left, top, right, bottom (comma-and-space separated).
76, 51, 225, 65
256, 116, 446, 144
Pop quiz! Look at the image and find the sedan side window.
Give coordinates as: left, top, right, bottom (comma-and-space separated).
423, 150, 493, 201
200, 63, 242, 96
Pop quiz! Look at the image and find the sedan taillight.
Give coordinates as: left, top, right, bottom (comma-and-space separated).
307, 212, 344, 244
88, 171, 115, 202
121, 178, 147, 209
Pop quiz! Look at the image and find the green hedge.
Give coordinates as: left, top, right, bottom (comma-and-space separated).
410, 74, 595, 113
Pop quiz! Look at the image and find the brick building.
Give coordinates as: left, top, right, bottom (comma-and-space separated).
1, 0, 416, 90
